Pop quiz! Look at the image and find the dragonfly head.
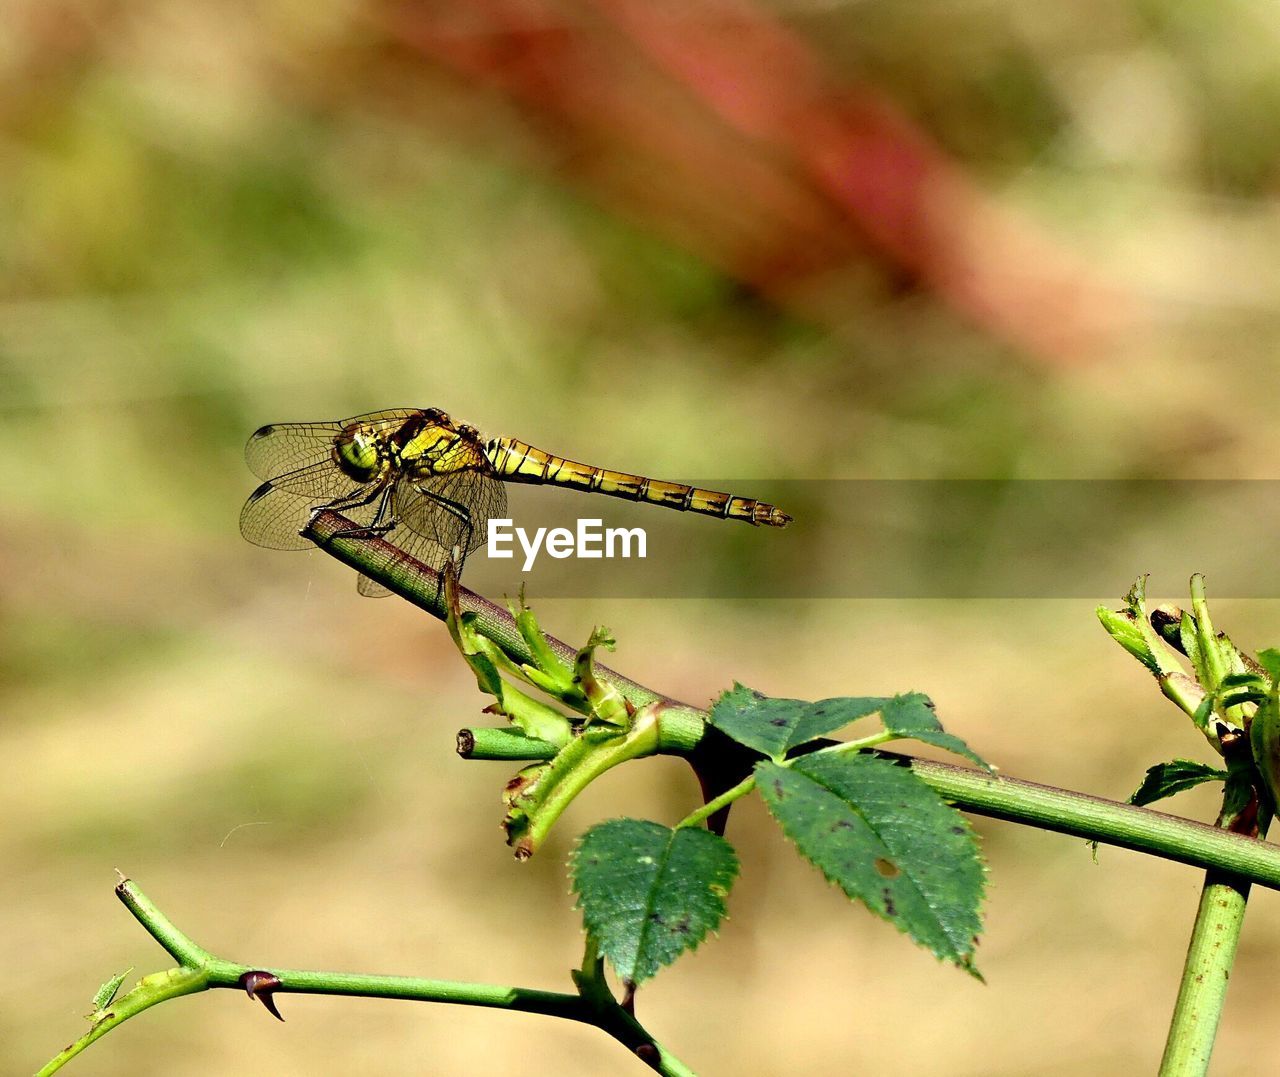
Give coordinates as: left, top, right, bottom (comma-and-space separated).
332, 424, 385, 483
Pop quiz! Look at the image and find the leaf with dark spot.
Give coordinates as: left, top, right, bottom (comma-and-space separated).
757, 754, 985, 974
879, 693, 991, 770
571, 819, 739, 985
710, 684, 887, 759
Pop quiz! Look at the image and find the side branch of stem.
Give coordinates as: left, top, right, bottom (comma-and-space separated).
40, 879, 694, 1077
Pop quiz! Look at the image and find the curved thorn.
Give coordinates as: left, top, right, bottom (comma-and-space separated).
238, 971, 285, 1022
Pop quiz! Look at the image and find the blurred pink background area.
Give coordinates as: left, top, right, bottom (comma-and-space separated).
6, 1, 1280, 1073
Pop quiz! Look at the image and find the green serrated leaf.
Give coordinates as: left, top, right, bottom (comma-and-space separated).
1122, 574, 1146, 611
585, 625, 617, 652
1096, 606, 1159, 673
1222, 689, 1267, 710
571, 819, 738, 985
1190, 692, 1214, 730
709, 684, 886, 760
1128, 760, 1228, 808
1220, 672, 1263, 689
1258, 648, 1280, 686
1190, 574, 1230, 691
879, 693, 992, 771
1179, 612, 1208, 687
1218, 632, 1252, 678
757, 753, 984, 973
1250, 692, 1280, 811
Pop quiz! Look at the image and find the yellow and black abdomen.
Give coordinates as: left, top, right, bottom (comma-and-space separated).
486, 438, 790, 527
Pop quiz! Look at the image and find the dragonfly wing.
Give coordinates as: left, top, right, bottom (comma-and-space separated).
357, 489, 399, 598
240, 463, 383, 550
244, 411, 421, 481
240, 482, 323, 550
461, 471, 509, 553
252, 458, 368, 501
357, 573, 392, 598
244, 421, 344, 482
343, 408, 422, 427
394, 471, 508, 570
342, 479, 457, 598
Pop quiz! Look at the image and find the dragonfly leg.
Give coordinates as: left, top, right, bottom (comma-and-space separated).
323, 484, 399, 541
415, 488, 476, 601
415, 489, 475, 557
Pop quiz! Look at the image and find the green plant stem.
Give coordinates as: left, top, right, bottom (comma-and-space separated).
674, 732, 895, 830
459, 726, 1280, 891
41, 879, 695, 1077
1158, 871, 1250, 1077
677, 772, 758, 829
37, 966, 208, 1076
457, 726, 559, 760
305, 512, 709, 756
1158, 781, 1272, 1077
457, 726, 564, 760
898, 754, 1280, 889
304, 520, 1280, 1072
306, 512, 673, 710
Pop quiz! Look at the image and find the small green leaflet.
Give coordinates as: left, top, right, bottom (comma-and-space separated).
1095, 605, 1159, 674
710, 684, 886, 759
710, 686, 988, 770
89, 967, 132, 1019
1250, 696, 1280, 812
880, 693, 991, 771
1128, 760, 1228, 808
571, 819, 739, 985
757, 753, 984, 975
1258, 648, 1280, 685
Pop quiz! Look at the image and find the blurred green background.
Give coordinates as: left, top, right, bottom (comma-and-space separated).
7, 1, 1280, 1073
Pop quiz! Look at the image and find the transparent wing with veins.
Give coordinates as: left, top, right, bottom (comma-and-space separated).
352, 471, 508, 596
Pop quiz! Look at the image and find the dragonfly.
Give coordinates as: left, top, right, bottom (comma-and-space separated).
240, 407, 791, 594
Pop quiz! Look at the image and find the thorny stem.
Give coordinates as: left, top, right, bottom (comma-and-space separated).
39, 879, 695, 1077
55, 516, 1264, 1077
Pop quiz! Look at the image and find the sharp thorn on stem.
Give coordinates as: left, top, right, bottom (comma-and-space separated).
239, 971, 285, 1022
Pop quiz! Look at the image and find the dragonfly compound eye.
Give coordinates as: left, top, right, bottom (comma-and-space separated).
333, 427, 382, 482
